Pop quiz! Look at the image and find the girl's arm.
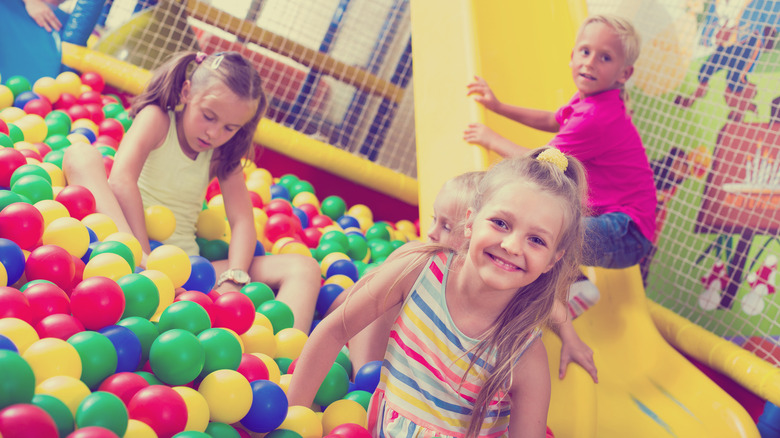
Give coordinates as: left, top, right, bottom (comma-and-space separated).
508, 339, 551, 438
216, 164, 256, 287
108, 106, 169, 254
287, 246, 427, 407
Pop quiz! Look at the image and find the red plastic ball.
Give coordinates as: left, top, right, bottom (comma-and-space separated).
34, 313, 85, 340
94, 135, 118, 149
329, 423, 372, 438
264, 213, 296, 243
0, 148, 27, 188
23, 98, 53, 118
0, 403, 59, 438
80, 72, 105, 93
0, 119, 8, 135
236, 353, 269, 382
300, 227, 322, 248
265, 199, 293, 217
97, 119, 124, 143
0, 202, 45, 250
127, 385, 187, 438
66, 426, 120, 438
23, 282, 70, 325
18, 148, 42, 162
69, 276, 125, 330
0, 286, 32, 323
297, 203, 319, 220
77, 90, 103, 106
249, 191, 263, 209
98, 372, 150, 406
310, 214, 334, 228
175, 290, 215, 320
68, 254, 85, 294
205, 178, 221, 202
102, 156, 113, 178
55, 185, 97, 220
32, 142, 52, 159
66, 104, 91, 123
53, 92, 77, 110
25, 245, 75, 290
84, 103, 105, 125
211, 291, 255, 335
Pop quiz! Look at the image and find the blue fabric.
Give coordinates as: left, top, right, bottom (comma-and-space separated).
583, 212, 653, 269
0, 0, 65, 83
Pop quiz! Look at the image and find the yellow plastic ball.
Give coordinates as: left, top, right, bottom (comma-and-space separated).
172, 386, 210, 432
66, 133, 91, 145
253, 312, 274, 331
34, 199, 70, 228
81, 213, 119, 241
292, 191, 320, 209
56, 71, 83, 97
355, 215, 374, 233
279, 405, 323, 438
322, 399, 367, 434
271, 236, 295, 255
36, 375, 91, 416
240, 324, 277, 356
241, 158, 258, 175
144, 205, 176, 242
196, 208, 226, 241
324, 274, 355, 290
14, 114, 47, 143
0, 263, 7, 287
274, 328, 308, 360
198, 369, 252, 424
22, 338, 82, 383
0, 317, 39, 354
348, 204, 373, 222
320, 252, 351, 277
141, 269, 176, 322
207, 194, 227, 218
278, 373, 293, 394
70, 118, 99, 133
124, 419, 158, 438
79, 84, 92, 95
39, 162, 65, 188
0, 85, 14, 109
42, 216, 90, 258
245, 178, 272, 206
247, 168, 273, 186
251, 352, 281, 384
0, 107, 26, 124
146, 244, 192, 288
83, 252, 133, 281
395, 219, 417, 237
279, 240, 311, 257
33, 76, 61, 103
104, 231, 143, 269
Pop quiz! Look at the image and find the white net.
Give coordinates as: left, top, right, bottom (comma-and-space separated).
94, 0, 417, 177
588, 0, 780, 365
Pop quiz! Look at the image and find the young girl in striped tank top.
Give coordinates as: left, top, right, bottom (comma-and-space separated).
289, 147, 588, 437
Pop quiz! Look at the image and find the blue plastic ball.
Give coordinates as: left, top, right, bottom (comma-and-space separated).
13, 91, 40, 109
182, 255, 216, 293
270, 184, 290, 200
316, 283, 344, 317
0, 334, 18, 352
354, 360, 382, 393
70, 127, 97, 144
0, 237, 25, 285
292, 207, 309, 229
240, 379, 288, 433
254, 240, 266, 256
337, 215, 361, 230
99, 324, 142, 373
326, 259, 360, 282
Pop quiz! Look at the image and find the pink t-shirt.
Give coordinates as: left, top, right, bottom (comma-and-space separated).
550, 89, 657, 242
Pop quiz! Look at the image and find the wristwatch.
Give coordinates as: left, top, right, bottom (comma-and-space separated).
217, 269, 250, 287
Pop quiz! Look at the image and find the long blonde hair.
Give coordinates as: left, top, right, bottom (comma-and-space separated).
578, 14, 641, 108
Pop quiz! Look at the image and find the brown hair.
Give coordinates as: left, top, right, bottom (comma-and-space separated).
130, 51, 268, 179
439, 170, 485, 224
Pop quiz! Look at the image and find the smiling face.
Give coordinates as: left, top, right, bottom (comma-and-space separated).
177, 79, 258, 159
570, 21, 633, 98
463, 181, 565, 294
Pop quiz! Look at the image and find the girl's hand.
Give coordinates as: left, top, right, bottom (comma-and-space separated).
24, 0, 62, 32
463, 123, 500, 150
559, 332, 598, 383
466, 76, 500, 111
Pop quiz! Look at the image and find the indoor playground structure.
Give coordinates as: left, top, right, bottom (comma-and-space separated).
1, 0, 780, 437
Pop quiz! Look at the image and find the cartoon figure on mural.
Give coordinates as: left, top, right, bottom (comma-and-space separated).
674, 0, 779, 122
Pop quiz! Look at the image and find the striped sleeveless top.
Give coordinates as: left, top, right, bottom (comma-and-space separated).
368, 251, 541, 438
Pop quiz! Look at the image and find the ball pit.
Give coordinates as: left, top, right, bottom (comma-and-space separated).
0, 70, 425, 438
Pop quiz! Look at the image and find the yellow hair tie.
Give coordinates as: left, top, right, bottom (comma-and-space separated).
537, 148, 568, 172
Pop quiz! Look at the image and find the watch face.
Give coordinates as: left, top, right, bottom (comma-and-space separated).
233, 270, 250, 283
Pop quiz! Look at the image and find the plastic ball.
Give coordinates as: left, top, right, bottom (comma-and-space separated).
98, 324, 142, 373
198, 369, 252, 424
22, 338, 81, 387
10, 174, 52, 204
236, 352, 270, 382
171, 386, 210, 433
70, 276, 125, 330
323, 274, 355, 290
257, 300, 294, 334
75, 391, 128, 437
328, 423, 372, 438
55, 72, 82, 97
53, 184, 96, 220
34, 314, 85, 340
182, 255, 216, 293
23, 281, 70, 325
127, 385, 187, 438
0, 403, 59, 438
204, 422, 243, 438
354, 360, 382, 393
67, 331, 118, 389
139, 269, 175, 321
0, 349, 36, 408
33, 77, 61, 103
0, 85, 13, 109
195, 208, 226, 241
33, 393, 76, 437
326, 259, 360, 282
0, 238, 25, 285
144, 205, 176, 242
157, 299, 211, 335
0, 286, 32, 323
240, 379, 288, 433
310, 214, 334, 229
147, 245, 192, 289
90, 240, 135, 271
115, 316, 159, 365
265, 213, 296, 242
116, 273, 158, 320
5, 75, 32, 97
279, 405, 323, 438
24, 98, 53, 118
211, 291, 255, 335
240, 282, 275, 308
321, 399, 367, 434
239, 324, 276, 357
149, 328, 205, 385
124, 419, 157, 438
80, 72, 105, 93
42, 216, 90, 258
314, 362, 350, 407
97, 372, 149, 406
197, 327, 242, 378
273, 328, 307, 361
0, 149, 28, 188
25, 245, 75, 290
35, 375, 91, 416
0, 316, 38, 353
81, 213, 118, 241
315, 284, 344, 317
83, 252, 132, 281
320, 196, 346, 221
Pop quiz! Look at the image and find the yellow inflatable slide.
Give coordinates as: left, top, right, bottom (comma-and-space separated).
409, 1, 759, 436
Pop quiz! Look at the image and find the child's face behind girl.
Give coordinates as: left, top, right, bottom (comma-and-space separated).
464, 181, 565, 295
569, 21, 634, 98
428, 183, 464, 248
177, 78, 258, 159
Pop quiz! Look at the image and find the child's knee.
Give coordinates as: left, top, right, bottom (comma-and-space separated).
62, 142, 102, 178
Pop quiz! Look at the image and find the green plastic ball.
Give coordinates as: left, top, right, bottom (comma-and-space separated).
241, 282, 276, 309
157, 300, 211, 335
117, 316, 159, 364
32, 394, 75, 437
0, 133, 13, 148
257, 300, 294, 334
320, 195, 347, 221
75, 391, 129, 436
11, 174, 53, 203
44, 133, 71, 151
68, 331, 119, 390
117, 273, 159, 320
197, 328, 242, 379
5, 75, 32, 98
0, 349, 35, 409
149, 328, 205, 385
313, 362, 349, 406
